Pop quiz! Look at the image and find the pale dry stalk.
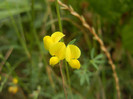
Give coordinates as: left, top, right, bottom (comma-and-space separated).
0, 47, 13, 72
58, 0, 120, 99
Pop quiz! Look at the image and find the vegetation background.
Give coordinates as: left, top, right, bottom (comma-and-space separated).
0, 0, 133, 99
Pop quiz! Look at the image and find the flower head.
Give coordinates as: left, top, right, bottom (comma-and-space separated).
66, 44, 81, 69
43, 32, 81, 69
8, 86, 18, 94
43, 32, 66, 66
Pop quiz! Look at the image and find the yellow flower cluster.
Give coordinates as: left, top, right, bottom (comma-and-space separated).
8, 78, 18, 94
8, 86, 18, 94
43, 32, 81, 69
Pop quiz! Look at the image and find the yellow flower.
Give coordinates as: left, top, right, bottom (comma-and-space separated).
12, 78, 18, 84
43, 32, 65, 50
43, 31, 81, 68
49, 42, 66, 66
66, 44, 81, 69
8, 86, 18, 94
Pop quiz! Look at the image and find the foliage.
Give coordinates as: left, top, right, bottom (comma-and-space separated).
0, 0, 133, 99
121, 19, 133, 54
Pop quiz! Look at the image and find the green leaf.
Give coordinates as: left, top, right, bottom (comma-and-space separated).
94, 54, 104, 60
85, 74, 90, 84
90, 48, 95, 59
90, 60, 98, 70
80, 75, 85, 86
68, 39, 76, 45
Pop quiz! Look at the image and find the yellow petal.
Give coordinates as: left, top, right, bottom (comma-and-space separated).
49, 42, 66, 60
12, 78, 18, 84
8, 86, 13, 93
49, 56, 59, 66
12, 86, 18, 94
69, 59, 80, 69
51, 32, 65, 42
43, 36, 54, 50
66, 45, 81, 62
8, 86, 18, 94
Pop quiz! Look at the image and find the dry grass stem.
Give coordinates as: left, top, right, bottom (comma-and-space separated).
58, 0, 120, 99
0, 47, 14, 72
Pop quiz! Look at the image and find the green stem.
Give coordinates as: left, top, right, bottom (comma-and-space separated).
11, 16, 30, 58
31, 0, 42, 53
18, 14, 26, 42
59, 62, 67, 99
31, 0, 40, 49
65, 62, 71, 87
65, 62, 73, 98
56, 0, 63, 32
56, 0, 72, 98
30, 0, 47, 66
5, 0, 30, 58
31, 0, 35, 21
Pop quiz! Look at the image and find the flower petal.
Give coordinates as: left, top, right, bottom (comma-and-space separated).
49, 42, 66, 60
66, 45, 81, 62
68, 59, 80, 69
43, 36, 54, 50
8, 86, 18, 94
49, 56, 59, 66
51, 32, 65, 42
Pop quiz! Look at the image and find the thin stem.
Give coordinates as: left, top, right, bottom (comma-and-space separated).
30, 0, 47, 66
31, 0, 40, 48
18, 14, 26, 42
65, 62, 71, 87
56, 1, 68, 98
31, 0, 35, 21
11, 16, 30, 58
59, 62, 67, 99
46, 0, 55, 32
0, 48, 13, 72
31, 0, 43, 54
65, 62, 73, 99
56, 0, 63, 32
5, 0, 30, 58
56, 0, 74, 98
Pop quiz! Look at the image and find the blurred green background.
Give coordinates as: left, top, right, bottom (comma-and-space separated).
0, 0, 133, 99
